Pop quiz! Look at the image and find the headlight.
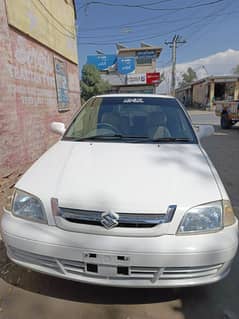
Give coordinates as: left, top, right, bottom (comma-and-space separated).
12, 189, 47, 224
178, 201, 223, 234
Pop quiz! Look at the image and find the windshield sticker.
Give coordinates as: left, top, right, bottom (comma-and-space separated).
123, 98, 144, 104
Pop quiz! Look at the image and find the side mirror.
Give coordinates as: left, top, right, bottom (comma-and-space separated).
194, 124, 215, 140
50, 122, 66, 135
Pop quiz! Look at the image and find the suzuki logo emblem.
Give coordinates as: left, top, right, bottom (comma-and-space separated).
101, 211, 119, 230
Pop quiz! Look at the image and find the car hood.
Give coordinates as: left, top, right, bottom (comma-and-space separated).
17, 141, 222, 213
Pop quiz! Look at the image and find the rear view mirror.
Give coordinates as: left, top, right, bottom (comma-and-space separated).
50, 122, 66, 135
194, 124, 215, 140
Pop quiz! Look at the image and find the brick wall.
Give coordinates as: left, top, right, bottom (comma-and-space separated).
0, 0, 81, 206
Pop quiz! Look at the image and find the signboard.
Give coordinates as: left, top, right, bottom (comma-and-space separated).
146, 72, 160, 85
117, 57, 135, 74
54, 57, 69, 111
127, 73, 146, 85
136, 50, 157, 58
87, 54, 117, 71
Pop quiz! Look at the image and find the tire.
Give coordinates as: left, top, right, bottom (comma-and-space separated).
221, 113, 232, 129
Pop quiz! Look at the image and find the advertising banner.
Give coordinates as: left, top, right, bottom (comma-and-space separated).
136, 50, 157, 58
146, 72, 160, 85
127, 73, 146, 85
54, 57, 69, 110
87, 55, 117, 71
117, 57, 135, 74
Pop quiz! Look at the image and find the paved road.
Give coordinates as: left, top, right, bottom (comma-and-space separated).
189, 110, 220, 126
0, 120, 238, 319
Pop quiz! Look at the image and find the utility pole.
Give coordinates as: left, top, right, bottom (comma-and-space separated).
165, 35, 186, 96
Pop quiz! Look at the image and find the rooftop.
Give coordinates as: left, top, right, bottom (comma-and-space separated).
176, 74, 239, 92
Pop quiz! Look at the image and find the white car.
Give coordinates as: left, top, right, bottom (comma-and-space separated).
1, 94, 238, 288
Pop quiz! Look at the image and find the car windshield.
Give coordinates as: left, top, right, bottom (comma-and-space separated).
64, 96, 197, 143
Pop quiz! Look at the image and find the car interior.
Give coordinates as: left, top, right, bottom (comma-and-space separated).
98, 104, 184, 138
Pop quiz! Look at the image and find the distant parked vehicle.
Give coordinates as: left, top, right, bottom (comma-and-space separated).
215, 100, 239, 129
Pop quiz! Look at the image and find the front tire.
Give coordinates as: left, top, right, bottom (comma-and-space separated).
221, 113, 232, 129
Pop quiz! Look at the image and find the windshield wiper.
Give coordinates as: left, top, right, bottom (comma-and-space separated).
66, 134, 149, 141
150, 137, 192, 143
64, 135, 192, 143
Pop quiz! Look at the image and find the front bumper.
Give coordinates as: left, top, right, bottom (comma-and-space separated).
1, 212, 238, 287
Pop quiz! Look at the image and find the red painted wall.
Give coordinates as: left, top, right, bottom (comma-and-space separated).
0, 0, 81, 177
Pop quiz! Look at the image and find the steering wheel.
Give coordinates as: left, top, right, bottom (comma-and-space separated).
97, 123, 119, 133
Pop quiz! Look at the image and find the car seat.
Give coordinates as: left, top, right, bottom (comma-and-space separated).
101, 105, 121, 131
147, 111, 171, 138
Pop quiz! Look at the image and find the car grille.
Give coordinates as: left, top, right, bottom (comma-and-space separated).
8, 246, 223, 282
58, 207, 166, 228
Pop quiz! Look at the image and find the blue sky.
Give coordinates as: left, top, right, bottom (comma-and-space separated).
75, 0, 239, 71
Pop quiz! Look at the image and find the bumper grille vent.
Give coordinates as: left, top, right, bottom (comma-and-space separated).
8, 246, 59, 271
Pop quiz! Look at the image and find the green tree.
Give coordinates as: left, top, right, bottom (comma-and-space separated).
179, 67, 197, 88
232, 64, 239, 75
81, 64, 111, 101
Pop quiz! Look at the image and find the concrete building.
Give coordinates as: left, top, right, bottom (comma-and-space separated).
176, 75, 239, 109
0, 0, 80, 180
88, 45, 162, 94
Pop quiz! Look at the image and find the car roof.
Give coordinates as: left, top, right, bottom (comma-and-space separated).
96, 94, 174, 99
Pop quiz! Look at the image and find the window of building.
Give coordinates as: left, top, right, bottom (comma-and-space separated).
136, 57, 153, 65
215, 82, 235, 101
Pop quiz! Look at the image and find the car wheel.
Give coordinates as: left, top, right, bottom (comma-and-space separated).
221, 113, 232, 129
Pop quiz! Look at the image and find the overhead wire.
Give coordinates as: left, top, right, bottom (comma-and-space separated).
78, 10, 175, 32
78, 0, 178, 10
158, 59, 172, 69
77, 0, 236, 46
78, 0, 226, 12
77, 0, 228, 42
77, 10, 230, 45
35, 0, 75, 36
79, 14, 208, 34
32, 0, 75, 38
159, 0, 236, 86
177, 0, 236, 51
